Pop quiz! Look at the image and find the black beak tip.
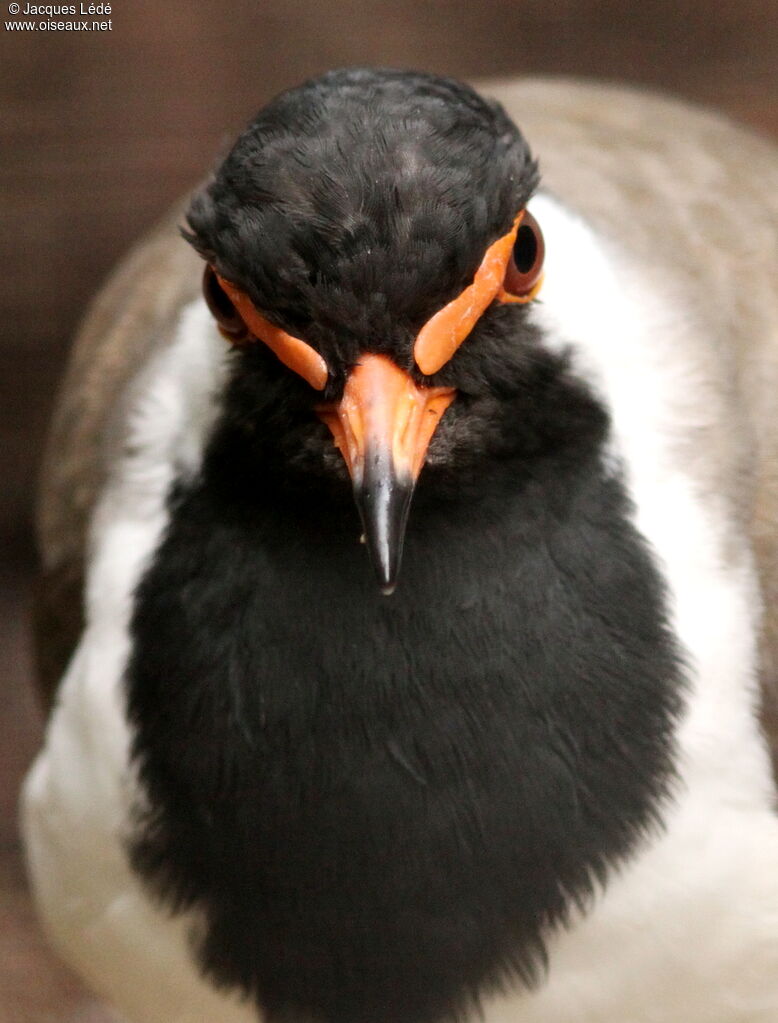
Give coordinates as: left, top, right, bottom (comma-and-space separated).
376, 556, 400, 596
353, 454, 415, 596
367, 518, 405, 595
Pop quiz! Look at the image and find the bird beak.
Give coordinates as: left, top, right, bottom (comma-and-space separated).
316, 354, 455, 593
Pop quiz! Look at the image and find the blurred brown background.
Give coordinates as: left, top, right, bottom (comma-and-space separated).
1, 1, 777, 1018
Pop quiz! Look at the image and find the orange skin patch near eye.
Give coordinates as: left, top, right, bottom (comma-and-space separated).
215, 273, 329, 391
414, 210, 537, 376
497, 272, 545, 305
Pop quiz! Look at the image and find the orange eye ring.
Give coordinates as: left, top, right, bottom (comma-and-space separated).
498, 208, 545, 304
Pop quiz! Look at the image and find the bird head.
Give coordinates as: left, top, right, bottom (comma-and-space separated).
185, 68, 546, 593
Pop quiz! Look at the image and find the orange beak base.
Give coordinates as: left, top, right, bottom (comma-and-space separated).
316, 354, 455, 593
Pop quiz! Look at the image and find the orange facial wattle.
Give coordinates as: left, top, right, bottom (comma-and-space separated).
215, 273, 329, 391
413, 209, 542, 376
212, 208, 542, 389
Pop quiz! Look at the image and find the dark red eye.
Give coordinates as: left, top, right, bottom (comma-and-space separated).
500, 209, 545, 302
203, 265, 251, 343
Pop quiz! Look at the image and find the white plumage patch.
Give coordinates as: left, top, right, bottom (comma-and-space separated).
23, 198, 778, 1022
23, 302, 256, 1022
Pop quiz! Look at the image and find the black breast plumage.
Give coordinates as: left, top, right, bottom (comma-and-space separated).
127, 345, 683, 1023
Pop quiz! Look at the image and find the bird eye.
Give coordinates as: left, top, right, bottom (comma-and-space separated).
203, 265, 251, 343
500, 209, 544, 303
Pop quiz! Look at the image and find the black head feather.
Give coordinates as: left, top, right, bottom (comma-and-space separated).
185, 68, 538, 368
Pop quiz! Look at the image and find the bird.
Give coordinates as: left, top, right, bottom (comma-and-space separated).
21, 68, 778, 1023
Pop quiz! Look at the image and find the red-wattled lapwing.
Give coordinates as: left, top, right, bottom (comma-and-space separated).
22, 69, 778, 1023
